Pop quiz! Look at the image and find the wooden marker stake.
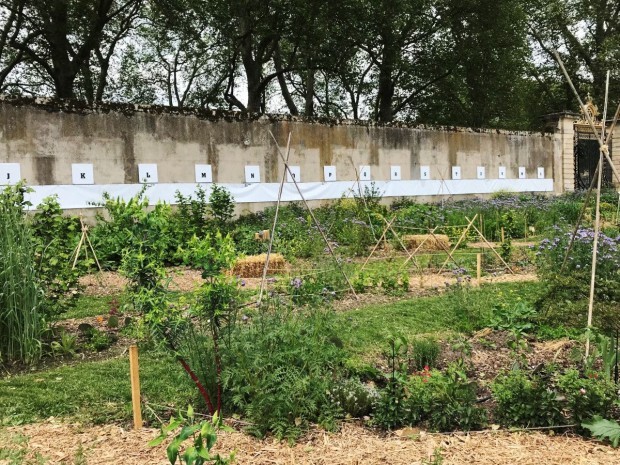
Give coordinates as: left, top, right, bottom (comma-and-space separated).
129, 344, 142, 430
476, 253, 482, 286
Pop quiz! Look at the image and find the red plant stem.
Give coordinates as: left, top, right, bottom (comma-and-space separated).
177, 357, 215, 415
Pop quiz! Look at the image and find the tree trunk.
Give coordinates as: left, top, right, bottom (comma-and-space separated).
304, 67, 315, 117
274, 46, 298, 115
377, 41, 396, 122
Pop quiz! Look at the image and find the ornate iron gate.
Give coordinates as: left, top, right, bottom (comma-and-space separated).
574, 131, 613, 190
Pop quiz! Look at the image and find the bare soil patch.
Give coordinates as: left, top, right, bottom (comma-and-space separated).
2, 420, 618, 465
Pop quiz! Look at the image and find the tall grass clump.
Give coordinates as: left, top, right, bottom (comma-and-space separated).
0, 186, 43, 364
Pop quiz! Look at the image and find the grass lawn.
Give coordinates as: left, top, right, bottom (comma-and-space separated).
339, 281, 542, 357
0, 352, 196, 426
0, 281, 541, 426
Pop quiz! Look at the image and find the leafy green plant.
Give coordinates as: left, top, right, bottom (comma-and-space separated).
150, 407, 235, 464
373, 335, 409, 429
208, 184, 235, 229
328, 378, 379, 419
32, 196, 85, 319
410, 337, 441, 371
488, 301, 538, 337
582, 416, 620, 447
220, 304, 346, 441
406, 361, 487, 432
557, 369, 617, 429
0, 185, 43, 364
91, 188, 174, 268
50, 331, 77, 358
491, 367, 564, 428
83, 328, 112, 352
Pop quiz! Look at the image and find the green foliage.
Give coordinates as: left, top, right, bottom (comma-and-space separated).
582, 416, 620, 448
491, 368, 564, 428
50, 331, 78, 358
91, 188, 174, 268
374, 349, 486, 432
0, 185, 43, 365
328, 377, 379, 419
174, 187, 210, 243
406, 362, 487, 432
83, 327, 113, 352
488, 301, 538, 337
373, 335, 409, 430
536, 226, 620, 328
557, 369, 617, 429
208, 185, 235, 228
31, 196, 84, 319
220, 305, 346, 441
149, 408, 235, 465
410, 337, 441, 372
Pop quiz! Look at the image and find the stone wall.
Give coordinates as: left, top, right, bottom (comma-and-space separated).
0, 97, 561, 210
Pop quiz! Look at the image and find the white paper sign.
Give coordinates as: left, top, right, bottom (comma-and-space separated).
391, 166, 401, 181
286, 166, 301, 183
195, 164, 213, 183
420, 166, 430, 180
451, 166, 461, 180
477, 166, 486, 179
359, 165, 371, 181
498, 166, 507, 179
537, 167, 545, 179
244, 165, 260, 183
519, 167, 527, 179
71, 163, 94, 185
0, 163, 21, 185
138, 164, 158, 183
324, 166, 337, 182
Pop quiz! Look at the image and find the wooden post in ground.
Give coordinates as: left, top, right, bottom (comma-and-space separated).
501, 227, 505, 243
129, 345, 142, 430
477, 253, 482, 286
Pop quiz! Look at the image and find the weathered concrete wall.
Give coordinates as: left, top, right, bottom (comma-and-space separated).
0, 97, 560, 208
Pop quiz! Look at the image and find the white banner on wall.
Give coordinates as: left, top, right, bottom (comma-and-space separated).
23, 179, 554, 210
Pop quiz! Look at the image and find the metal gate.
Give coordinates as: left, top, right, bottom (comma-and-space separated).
574, 131, 613, 190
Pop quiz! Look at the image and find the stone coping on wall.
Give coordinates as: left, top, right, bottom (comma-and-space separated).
0, 94, 547, 137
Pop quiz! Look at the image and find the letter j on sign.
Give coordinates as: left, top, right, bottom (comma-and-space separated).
0, 163, 20, 186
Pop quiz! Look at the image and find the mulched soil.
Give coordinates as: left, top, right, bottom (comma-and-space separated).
2, 420, 619, 465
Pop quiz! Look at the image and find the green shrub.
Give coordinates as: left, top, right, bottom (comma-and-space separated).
328, 377, 379, 419
220, 305, 346, 441
91, 189, 174, 268
491, 368, 564, 428
32, 196, 84, 319
406, 362, 487, 432
557, 369, 617, 430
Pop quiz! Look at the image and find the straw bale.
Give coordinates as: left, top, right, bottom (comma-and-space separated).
403, 234, 450, 251
6, 420, 620, 465
231, 253, 287, 278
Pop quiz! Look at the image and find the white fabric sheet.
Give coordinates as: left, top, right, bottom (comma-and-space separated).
23, 179, 554, 210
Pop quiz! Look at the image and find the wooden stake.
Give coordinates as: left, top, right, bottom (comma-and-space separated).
438, 214, 478, 274
467, 217, 514, 274
501, 227, 505, 243
129, 344, 142, 430
477, 253, 482, 286
267, 131, 358, 298
258, 132, 292, 305
360, 216, 395, 272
